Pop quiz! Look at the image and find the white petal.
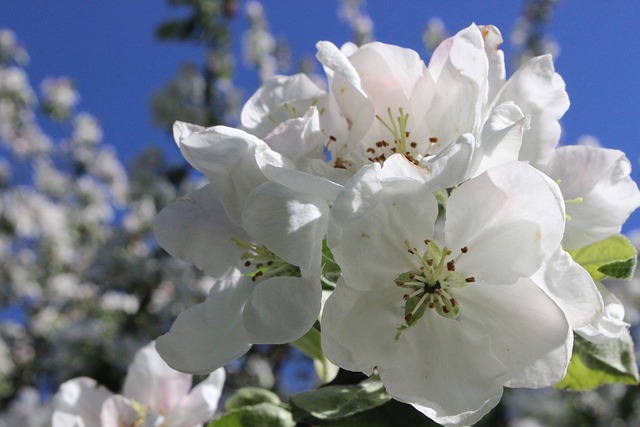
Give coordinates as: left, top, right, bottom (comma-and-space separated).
122, 342, 192, 410
576, 284, 630, 344
156, 269, 253, 374
243, 276, 321, 344
241, 74, 326, 138
166, 368, 225, 427
331, 163, 382, 223
177, 125, 277, 224
541, 145, 640, 249
533, 249, 603, 328
421, 133, 476, 189
459, 279, 572, 388
100, 396, 141, 427
332, 176, 438, 291
52, 377, 112, 427
474, 102, 528, 175
243, 182, 329, 270
446, 162, 565, 284
153, 184, 247, 278
497, 55, 569, 165
478, 25, 506, 105
382, 311, 507, 427
321, 279, 403, 374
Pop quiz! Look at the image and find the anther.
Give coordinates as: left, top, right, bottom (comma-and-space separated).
465, 277, 476, 283
461, 246, 469, 253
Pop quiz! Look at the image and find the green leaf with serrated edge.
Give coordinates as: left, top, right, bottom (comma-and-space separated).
568, 234, 637, 281
208, 403, 294, 427
290, 378, 391, 421
225, 387, 281, 411
556, 332, 639, 391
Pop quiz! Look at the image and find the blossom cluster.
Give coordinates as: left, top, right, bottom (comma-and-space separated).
152, 23, 640, 426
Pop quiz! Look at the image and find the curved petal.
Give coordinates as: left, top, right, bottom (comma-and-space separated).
156, 269, 253, 374
100, 396, 141, 427
576, 284, 630, 344
497, 55, 569, 165
331, 163, 382, 223
459, 278, 572, 388
243, 276, 321, 344
122, 342, 191, 410
321, 279, 403, 374
176, 125, 278, 224
533, 249, 603, 329
243, 182, 329, 270
52, 377, 112, 427
382, 311, 507, 427
241, 74, 326, 138
166, 368, 225, 427
421, 133, 475, 189
153, 184, 247, 278
446, 162, 565, 284
541, 145, 640, 249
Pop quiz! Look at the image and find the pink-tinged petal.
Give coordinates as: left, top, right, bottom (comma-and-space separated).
533, 249, 603, 329
100, 396, 141, 427
382, 311, 507, 427
166, 369, 225, 427
459, 278, 572, 388
241, 74, 326, 138
321, 279, 403, 374
541, 145, 640, 249
156, 269, 253, 374
153, 184, 247, 278
497, 55, 569, 165
446, 162, 565, 284
243, 182, 329, 270
122, 342, 191, 410
243, 276, 321, 344
176, 125, 280, 224
52, 377, 112, 427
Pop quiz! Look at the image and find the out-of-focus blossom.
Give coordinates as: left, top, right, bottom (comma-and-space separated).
51, 342, 225, 427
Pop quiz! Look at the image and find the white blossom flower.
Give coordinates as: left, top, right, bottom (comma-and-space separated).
51, 342, 225, 427
154, 184, 323, 373
323, 159, 600, 426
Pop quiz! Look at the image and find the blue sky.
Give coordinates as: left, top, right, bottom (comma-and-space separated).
3, 0, 640, 230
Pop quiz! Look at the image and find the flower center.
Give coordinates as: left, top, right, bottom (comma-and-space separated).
368, 107, 440, 166
394, 239, 475, 339
232, 237, 301, 281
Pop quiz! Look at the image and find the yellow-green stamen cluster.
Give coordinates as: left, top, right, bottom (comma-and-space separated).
232, 237, 301, 281
394, 239, 475, 339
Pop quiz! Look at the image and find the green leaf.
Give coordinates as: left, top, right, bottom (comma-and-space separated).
290, 378, 391, 422
568, 234, 637, 281
208, 402, 294, 427
292, 326, 324, 362
556, 332, 639, 391
225, 387, 281, 411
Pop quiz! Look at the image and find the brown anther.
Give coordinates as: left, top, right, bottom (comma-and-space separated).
266, 260, 274, 266
410, 142, 418, 149
442, 305, 450, 313
403, 294, 410, 301
461, 246, 469, 253
429, 137, 438, 143
450, 298, 457, 307
391, 147, 397, 153
405, 313, 413, 323
427, 259, 434, 266
329, 135, 337, 142
366, 147, 375, 153
428, 302, 435, 308
375, 141, 385, 147
434, 289, 442, 295
465, 277, 476, 283
447, 260, 455, 271
424, 239, 431, 245
244, 260, 251, 267
405, 131, 410, 138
